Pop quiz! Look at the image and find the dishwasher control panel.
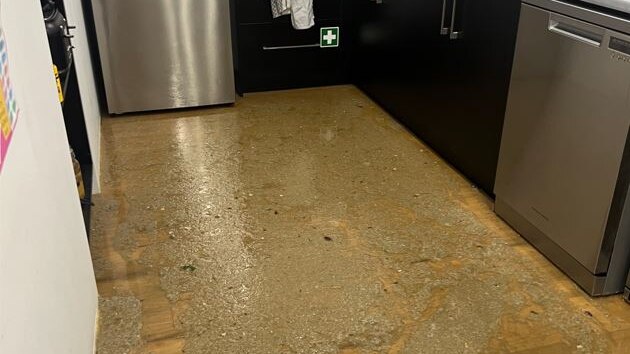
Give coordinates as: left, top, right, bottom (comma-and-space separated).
610, 37, 630, 55
610, 36, 630, 62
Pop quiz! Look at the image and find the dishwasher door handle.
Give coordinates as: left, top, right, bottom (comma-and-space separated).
548, 15, 604, 48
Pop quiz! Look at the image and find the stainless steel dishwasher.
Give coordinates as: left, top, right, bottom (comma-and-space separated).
495, 0, 630, 295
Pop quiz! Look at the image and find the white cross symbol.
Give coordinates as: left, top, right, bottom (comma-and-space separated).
323, 30, 337, 45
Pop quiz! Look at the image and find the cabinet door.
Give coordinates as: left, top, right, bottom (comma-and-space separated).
440, 0, 520, 193
350, 0, 519, 195
349, 0, 386, 91
351, 0, 449, 126
351, 0, 472, 183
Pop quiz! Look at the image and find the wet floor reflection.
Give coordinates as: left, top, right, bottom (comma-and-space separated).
91, 86, 630, 354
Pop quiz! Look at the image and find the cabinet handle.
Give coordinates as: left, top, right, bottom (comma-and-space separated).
440, 0, 450, 35
262, 43, 320, 50
449, 0, 463, 39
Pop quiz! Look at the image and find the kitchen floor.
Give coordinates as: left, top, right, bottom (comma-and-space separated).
91, 85, 630, 354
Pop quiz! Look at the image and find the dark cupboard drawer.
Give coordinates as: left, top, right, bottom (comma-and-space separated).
236, 0, 342, 24
237, 21, 347, 92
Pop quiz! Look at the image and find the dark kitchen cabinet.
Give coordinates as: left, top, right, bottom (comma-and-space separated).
349, 0, 520, 194
233, 0, 349, 93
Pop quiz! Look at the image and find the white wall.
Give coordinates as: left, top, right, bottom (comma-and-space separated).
0, 1, 98, 353
63, 0, 102, 193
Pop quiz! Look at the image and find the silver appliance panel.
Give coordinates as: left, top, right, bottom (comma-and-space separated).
495, 2, 630, 294
92, 0, 235, 113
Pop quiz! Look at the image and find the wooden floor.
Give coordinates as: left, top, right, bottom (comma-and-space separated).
91, 86, 630, 354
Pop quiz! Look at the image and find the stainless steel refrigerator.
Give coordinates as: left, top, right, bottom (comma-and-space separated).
91, 0, 235, 114
495, 0, 630, 296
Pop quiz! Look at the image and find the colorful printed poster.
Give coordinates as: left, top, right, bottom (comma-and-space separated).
0, 24, 19, 174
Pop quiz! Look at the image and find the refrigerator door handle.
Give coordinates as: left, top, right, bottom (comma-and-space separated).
440, 0, 451, 35
449, 0, 463, 39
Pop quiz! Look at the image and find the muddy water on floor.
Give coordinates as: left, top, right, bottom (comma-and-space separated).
91, 86, 630, 354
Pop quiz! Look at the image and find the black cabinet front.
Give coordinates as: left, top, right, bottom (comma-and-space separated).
237, 21, 346, 92
350, 0, 520, 195
234, 0, 348, 92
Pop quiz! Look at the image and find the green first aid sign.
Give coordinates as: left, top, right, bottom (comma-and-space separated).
320, 27, 339, 48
